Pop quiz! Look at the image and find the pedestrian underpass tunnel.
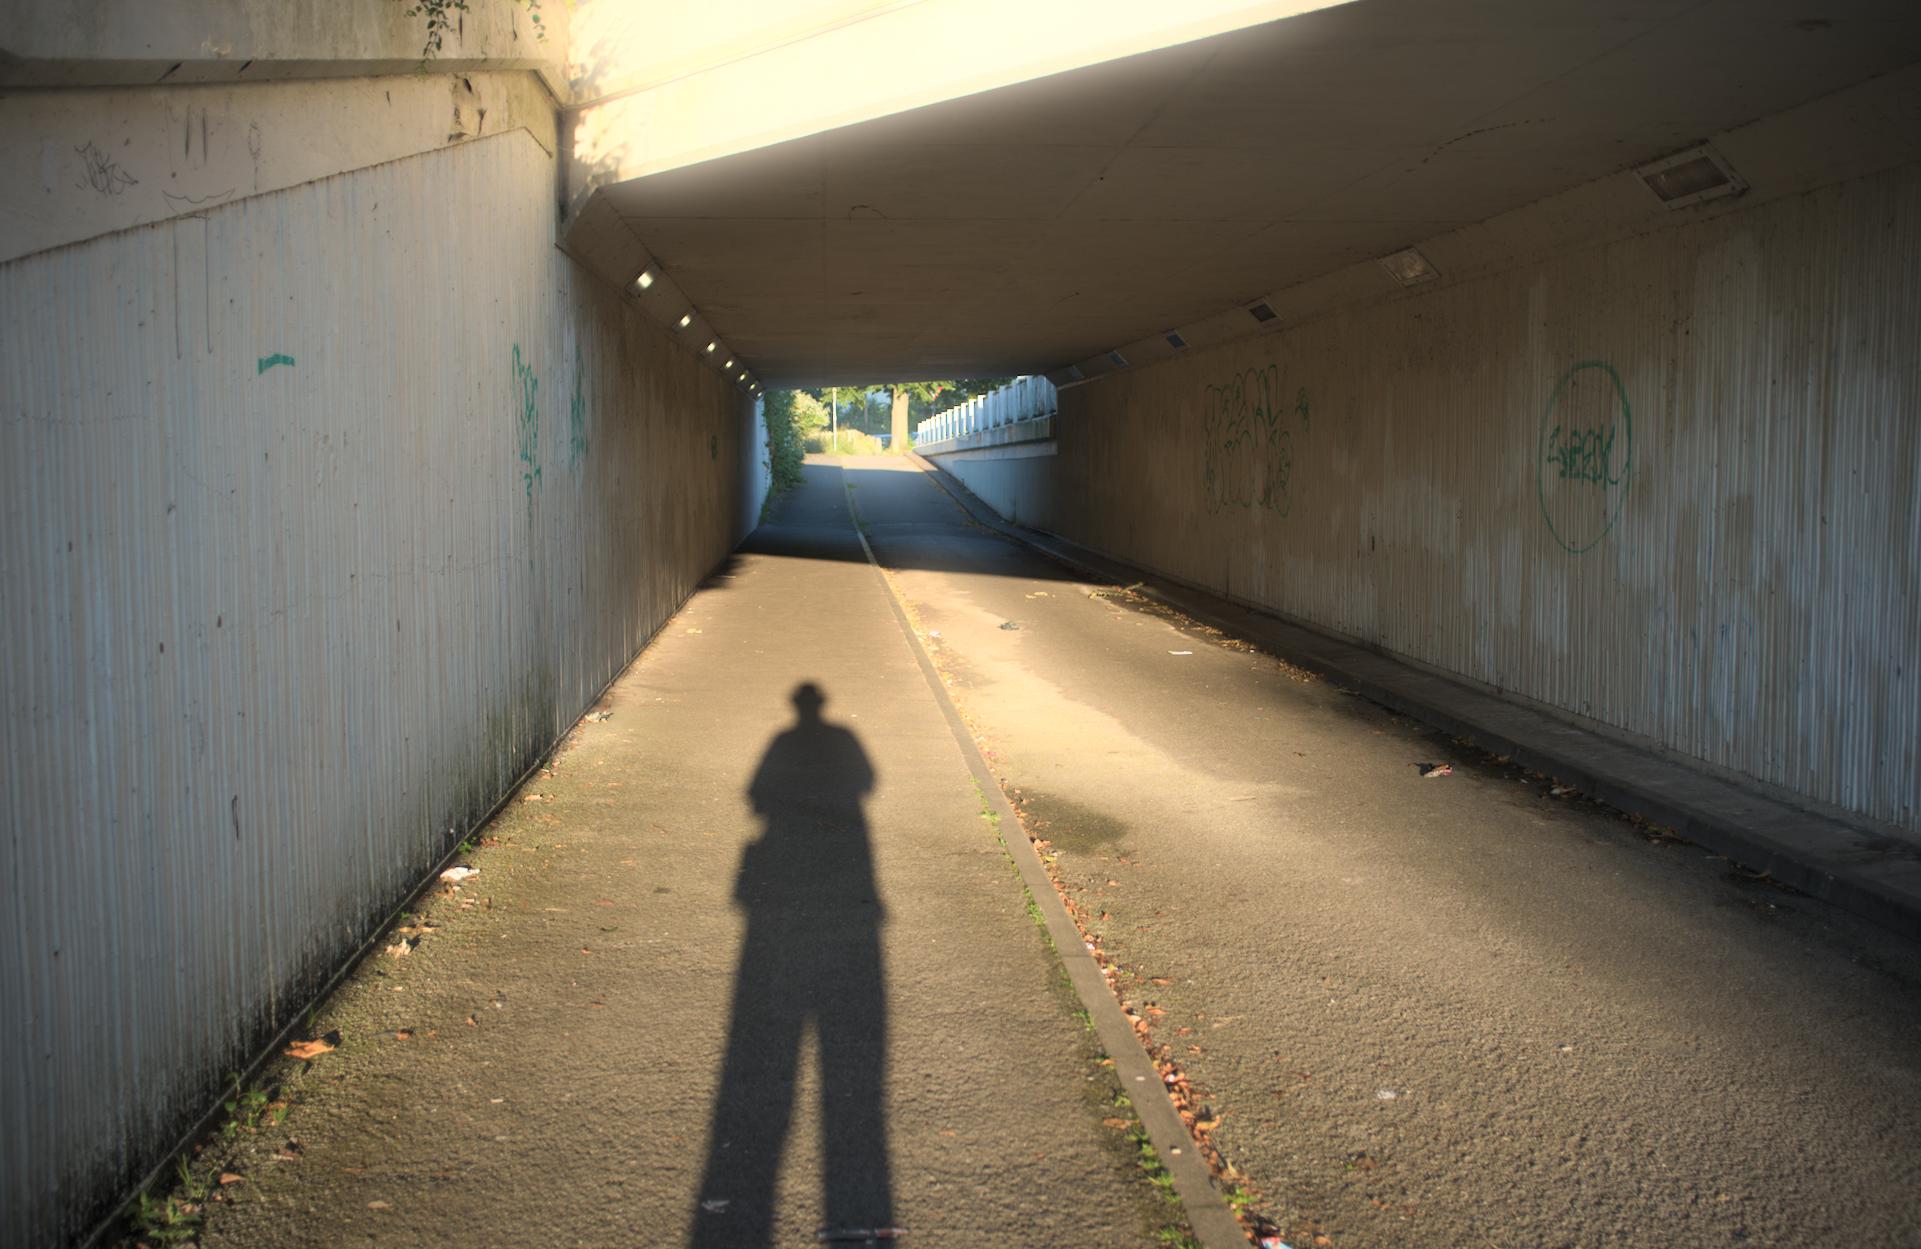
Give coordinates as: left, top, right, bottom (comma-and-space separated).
5, 2, 1921, 1244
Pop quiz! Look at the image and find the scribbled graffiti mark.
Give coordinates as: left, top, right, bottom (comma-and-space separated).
567, 348, 588, 471
1544, 423, 1622, 486
1202, 363, 1308, 516
513, 344, 540, 500
75, 141, 137, 195
162, 188, 235, 213
1537, 360, 1632, 554
256, 353, 295, 374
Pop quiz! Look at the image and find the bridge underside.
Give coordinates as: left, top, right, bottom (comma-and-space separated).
562, 0, 1921, 385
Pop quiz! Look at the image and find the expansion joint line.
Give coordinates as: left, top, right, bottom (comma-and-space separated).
838, 468, 1248, 1249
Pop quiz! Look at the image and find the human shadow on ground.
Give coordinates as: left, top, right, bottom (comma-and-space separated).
689, 683, 895, 1248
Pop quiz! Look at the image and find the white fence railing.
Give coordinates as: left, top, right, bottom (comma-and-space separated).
914, 375, 1057, 445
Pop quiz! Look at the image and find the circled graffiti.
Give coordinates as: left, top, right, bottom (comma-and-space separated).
1536, 360, 1632, 554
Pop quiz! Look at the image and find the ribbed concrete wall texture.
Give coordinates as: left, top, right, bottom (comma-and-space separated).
952, 160, 1921, 835
0, 128, 753, 1245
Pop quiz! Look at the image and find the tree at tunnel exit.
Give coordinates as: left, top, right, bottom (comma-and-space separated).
802, 379, 1013, 448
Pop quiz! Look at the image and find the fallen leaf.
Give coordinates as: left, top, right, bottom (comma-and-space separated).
1101, 1117, 1131, 1129
367, 1200, 391, 1210
284, 1036, 336, 1061
218, 1172, 243, 1186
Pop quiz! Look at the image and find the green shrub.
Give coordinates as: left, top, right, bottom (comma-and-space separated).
762, 390, 805, 496
804, 429, 888, 456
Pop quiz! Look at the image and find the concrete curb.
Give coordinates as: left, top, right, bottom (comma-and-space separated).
841, 470, 1251, 1249
909, 453, 1921, 946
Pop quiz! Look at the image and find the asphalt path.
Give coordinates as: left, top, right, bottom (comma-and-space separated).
847, 454, 1921, 1249
194, 461, 1175, 1249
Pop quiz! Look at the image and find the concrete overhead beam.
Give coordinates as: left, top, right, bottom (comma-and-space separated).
0, 0, 569, 96
564, 0, 1350, 203
0, 70, 558, 263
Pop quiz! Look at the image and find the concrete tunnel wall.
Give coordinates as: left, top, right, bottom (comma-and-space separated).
0, 105, 763, 1245
933, 158, 1921, 836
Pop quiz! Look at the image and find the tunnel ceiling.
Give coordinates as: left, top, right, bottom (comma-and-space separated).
592, 0, 1921, 386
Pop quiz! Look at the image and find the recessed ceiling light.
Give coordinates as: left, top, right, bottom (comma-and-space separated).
706, 341, 717, 353
677, 313, 692, 329
723, 358, 734, 369
1164, 330, 1187, 349
635, 269, 655, 290
1247, 301, 1277, 322
1636, 144, 1746, 209
1379, 247, 1439, 287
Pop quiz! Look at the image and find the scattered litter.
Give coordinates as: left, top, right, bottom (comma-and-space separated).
1549, 784, 1578, 797
367, 1200, 391, 1211
1556, 1044, 1574, 1053
1024, 591, 1050, 598
1375, 1089, 1400, 1101
686, 627, 703, 634
1168, 650, 1193, 656
701, 1199, 730, 1214
521, 793, 548, 803
440, 866, 480, 883
999, 621, 1021, 631
285, 1034, 337, 1061
927, 630, 941, 638
1415, 762, 1453, 778
584, 710, 613, 723
1259, 1239, 1293, 1249
383, 938, 414, 959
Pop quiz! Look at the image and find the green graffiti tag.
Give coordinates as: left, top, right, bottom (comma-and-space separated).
567, 347, 588, 471
1202, 363, 1308, 516
513, 344, 540, 500
1536, 360, 1632, 554
256, 353, 296, 374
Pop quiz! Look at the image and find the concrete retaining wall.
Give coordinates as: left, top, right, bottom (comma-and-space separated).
938, 159, 1921, 836
0, 114, 751, 1244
